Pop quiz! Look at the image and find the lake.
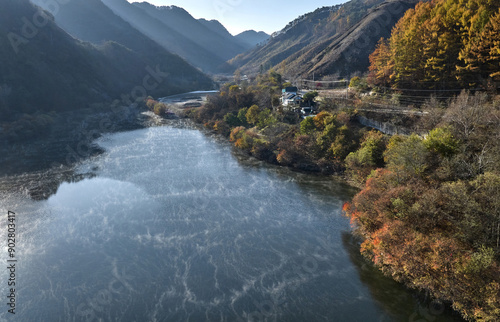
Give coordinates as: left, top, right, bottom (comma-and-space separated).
0, 121, 462, 321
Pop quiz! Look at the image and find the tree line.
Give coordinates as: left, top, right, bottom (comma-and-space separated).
368, 0, 500, 92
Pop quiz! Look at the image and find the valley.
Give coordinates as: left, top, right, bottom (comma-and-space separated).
0, 0, 499, 320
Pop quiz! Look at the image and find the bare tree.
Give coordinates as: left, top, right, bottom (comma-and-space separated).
443, 90, 490, 141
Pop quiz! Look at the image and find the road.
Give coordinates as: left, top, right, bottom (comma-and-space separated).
159, 90, 218, 115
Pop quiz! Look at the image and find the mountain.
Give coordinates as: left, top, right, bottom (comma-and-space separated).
29, 0, 215, 82
98, 0, 245, 72
198, 18, 235, 40
28, 0, 162, 56
132, 2, 247, 59
235, 31, 270, 48
286, 0, 421, 78
229, 0, 419, 78
99, 0, 226, 72
0, 0, 212, 121
197, 19, 269, 50
30, 0, 158, 53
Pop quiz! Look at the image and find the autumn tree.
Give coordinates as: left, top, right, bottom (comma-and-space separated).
384, 134, 429, 182
368, 0, 500, 90
459, 8, 500, 85
300, 116, 316, 135
368, 38, 392, 88
245, 105, 260, 125
346, 130, 386, 184
153, 102, 167, 116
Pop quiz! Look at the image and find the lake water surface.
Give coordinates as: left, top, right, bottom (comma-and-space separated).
0, 122, 462, 321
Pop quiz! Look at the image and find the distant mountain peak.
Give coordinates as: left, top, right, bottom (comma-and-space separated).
133, 2, 192, 17
235, 30, 270, 48
101, 0, 249, 72
198, 18, 227, 29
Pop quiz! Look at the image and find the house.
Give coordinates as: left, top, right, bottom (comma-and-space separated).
280, 86, 301, 107
281, 93, 302, 106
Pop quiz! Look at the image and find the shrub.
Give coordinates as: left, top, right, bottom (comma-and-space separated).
300, 117, 316, 135
256, 109, 277, 129
346, 130, 386, 183
423, 126, 459, 158
223, 112, 242, 127
229, 126, 246, 142
153, 103, 167, 116
237, 107, 249, 126
384, 134, 429, 182
313, 111, 333, 130
213, 120, 230, 137
245, 105, 260, 125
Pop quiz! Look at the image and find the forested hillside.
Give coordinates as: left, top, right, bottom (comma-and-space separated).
228, 0, 419, 78
368, 0, 500, 90
284, 0, 420, 78
340, 1, 500, 320
344, 92, 500, 321
0, 0, 212, 139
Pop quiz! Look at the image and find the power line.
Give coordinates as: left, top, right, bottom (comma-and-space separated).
374, 86, 486, 92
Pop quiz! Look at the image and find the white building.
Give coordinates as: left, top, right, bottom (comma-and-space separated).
280, 87, 302, 106
282, 93, 303, 106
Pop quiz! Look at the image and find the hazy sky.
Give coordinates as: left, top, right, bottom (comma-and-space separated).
128, 0, 347, 35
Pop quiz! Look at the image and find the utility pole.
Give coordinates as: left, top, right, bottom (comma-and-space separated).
346, 79, 349, 100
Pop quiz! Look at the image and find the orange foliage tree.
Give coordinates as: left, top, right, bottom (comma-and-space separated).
345, 168, 500, 321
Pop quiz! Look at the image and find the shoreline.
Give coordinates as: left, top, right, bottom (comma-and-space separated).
0, 103, 360, 201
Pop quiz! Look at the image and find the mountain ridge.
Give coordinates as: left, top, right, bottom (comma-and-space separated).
101, 0, 230, 72
0, 0, 212, 120
132, 1, 247, 61
287, 0, 421, 78
228, 0, 420, 79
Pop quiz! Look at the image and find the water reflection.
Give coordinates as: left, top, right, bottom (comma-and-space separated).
0, 166, 97, 201
341, 233, 464, 322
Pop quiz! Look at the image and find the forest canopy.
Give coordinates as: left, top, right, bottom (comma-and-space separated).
368, 0, 500, 91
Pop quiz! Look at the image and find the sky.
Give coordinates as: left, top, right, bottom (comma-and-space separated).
128, 0, 347, 35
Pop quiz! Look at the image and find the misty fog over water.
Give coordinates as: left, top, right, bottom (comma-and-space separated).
0, 123, 461, 321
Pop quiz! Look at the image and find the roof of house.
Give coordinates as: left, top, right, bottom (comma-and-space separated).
283, 87, 298, 93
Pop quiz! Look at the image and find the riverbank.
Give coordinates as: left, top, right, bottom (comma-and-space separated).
186, 78, 500, 321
